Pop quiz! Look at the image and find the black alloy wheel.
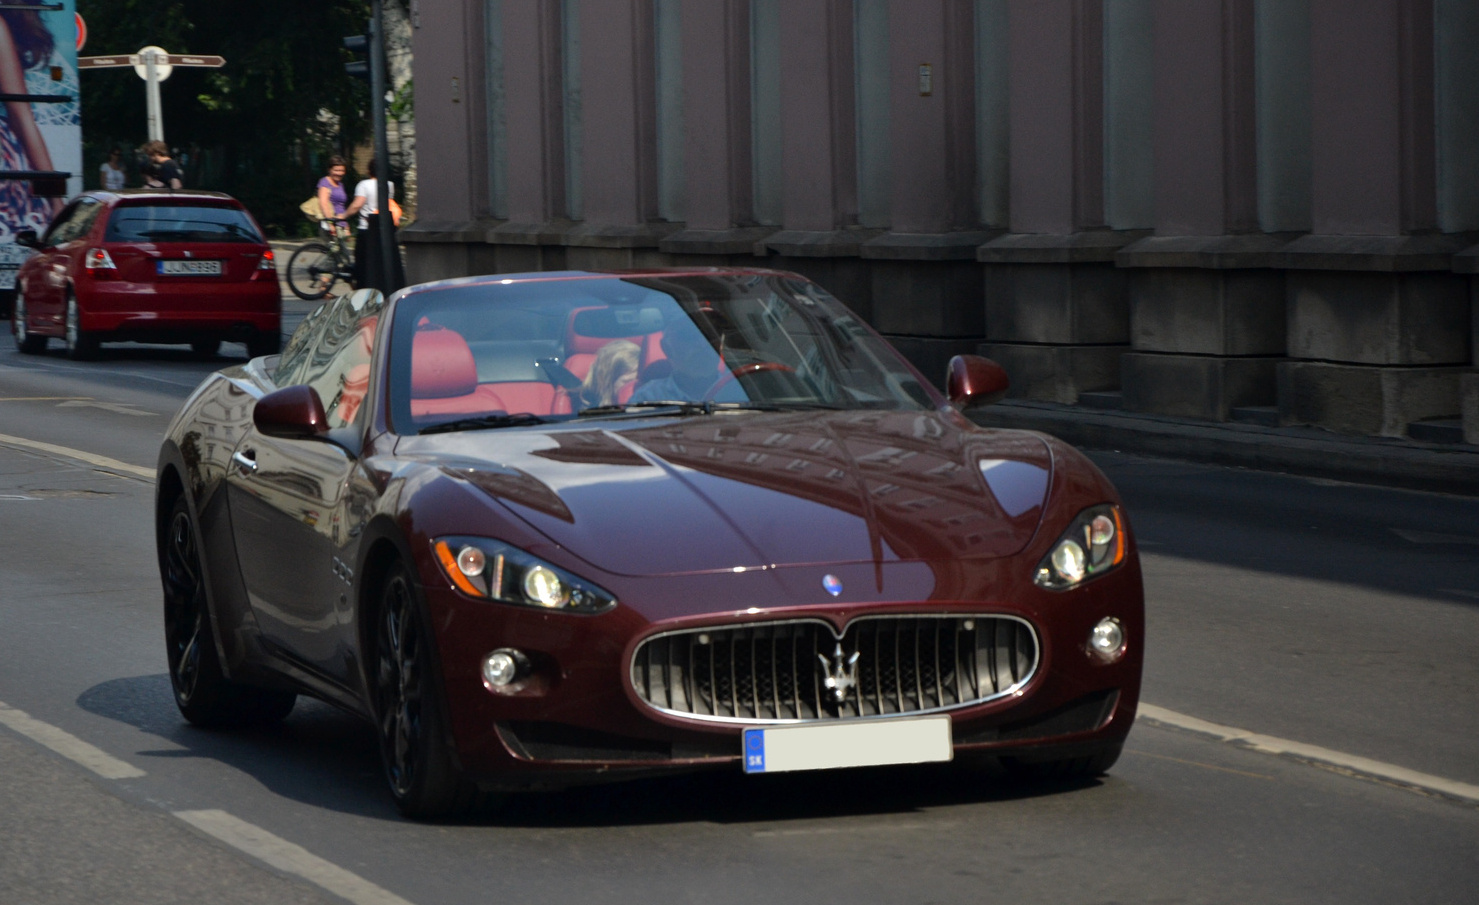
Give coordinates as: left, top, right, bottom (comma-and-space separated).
373, 563, 470, 819
12, 288, 46, 354
161, 495, 295, 727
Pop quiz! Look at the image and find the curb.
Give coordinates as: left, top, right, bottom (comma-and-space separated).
969, 400, 1479, 497
1138, 704, 1479, 807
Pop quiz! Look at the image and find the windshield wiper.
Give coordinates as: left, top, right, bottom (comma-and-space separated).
419, 412, 547, 434
577, 400, 842, 419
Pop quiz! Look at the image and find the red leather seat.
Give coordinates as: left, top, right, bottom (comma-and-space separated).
410, 325, 506, 420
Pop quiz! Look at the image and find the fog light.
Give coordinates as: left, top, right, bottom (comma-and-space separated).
1088, 618, 1125, 660
481, 648, 526, 688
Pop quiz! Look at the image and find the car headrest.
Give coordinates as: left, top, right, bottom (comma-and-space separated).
411, 325, 478, 399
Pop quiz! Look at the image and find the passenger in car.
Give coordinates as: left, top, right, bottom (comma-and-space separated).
574, 340, 640, 411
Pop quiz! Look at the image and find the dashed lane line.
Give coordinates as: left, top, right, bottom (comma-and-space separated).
174, 810, 416, 905
0, 699, 145, 780
0, 431, 155, 480
1139, 704, 1479, 805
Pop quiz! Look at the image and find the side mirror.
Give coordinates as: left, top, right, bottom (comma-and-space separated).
14, 230, 38, 249
254, 385, 330, 439
946, 355, 1010, 410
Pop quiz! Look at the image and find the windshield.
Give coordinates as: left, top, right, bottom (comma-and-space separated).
387, 272, 935, 434
105, 204, 264, 243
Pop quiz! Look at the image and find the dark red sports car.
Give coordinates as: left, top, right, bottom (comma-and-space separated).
156, 269, 1143, 818
11, 189, 281, 359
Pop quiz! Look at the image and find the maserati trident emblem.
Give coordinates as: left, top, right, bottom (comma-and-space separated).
818, 642, 860, 704
822, 574, 843, 597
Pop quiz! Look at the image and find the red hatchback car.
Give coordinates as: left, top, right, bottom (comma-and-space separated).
10, 190, 281, 359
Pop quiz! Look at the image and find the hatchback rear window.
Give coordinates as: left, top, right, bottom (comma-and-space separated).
105, 204, 263, 243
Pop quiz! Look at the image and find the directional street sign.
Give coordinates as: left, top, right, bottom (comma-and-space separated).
79, 47, 228, 143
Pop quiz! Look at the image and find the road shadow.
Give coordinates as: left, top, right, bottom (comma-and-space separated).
29, 343, 254, 364
77, 673, 1105, 828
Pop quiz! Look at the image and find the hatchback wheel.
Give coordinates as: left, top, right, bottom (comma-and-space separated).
12, 288, 46, 354
64, 292, 99, 360
373, 562, 472, 819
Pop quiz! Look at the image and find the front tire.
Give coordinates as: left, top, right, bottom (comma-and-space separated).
373, 562, 471, 819
64, 291, 99, 360
160, 495, 296, 728
286, 242, 338, 300
12, 288, 46, 354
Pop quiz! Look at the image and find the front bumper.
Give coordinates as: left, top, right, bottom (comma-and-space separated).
419, 555, 1144, 789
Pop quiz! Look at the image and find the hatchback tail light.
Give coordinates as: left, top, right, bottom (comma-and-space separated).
84, 248, 117, 279
257, 249, 275, 271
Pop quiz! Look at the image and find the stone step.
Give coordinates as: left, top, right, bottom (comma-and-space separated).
1407, 419, 1466, 445
1230, 405, 1280, 427
1077, 391, 1123, 411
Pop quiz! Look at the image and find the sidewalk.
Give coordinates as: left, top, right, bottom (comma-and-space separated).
969, 399, 1479, 497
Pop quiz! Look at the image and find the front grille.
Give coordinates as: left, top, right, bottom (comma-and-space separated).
631, 615, 1037, 724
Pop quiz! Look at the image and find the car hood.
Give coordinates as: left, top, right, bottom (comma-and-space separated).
405, 410, 1052, 577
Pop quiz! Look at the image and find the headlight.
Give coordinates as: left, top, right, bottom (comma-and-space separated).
432, 536, 616, 613
1034, 504, 1127, 590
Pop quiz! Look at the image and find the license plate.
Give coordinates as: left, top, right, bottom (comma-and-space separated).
742, 716, 952, 774
158, 259, 222, 276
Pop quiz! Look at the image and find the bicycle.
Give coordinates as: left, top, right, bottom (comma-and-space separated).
286, 219, 355, 300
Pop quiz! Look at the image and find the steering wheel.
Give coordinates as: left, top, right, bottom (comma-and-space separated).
703, 361, 795, 401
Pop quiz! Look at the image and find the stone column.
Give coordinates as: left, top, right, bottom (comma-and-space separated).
1276, 0, 1467, 437
402, 0, 489, 282
861, 0, 987, 381
978, 0, 1129, 404
1115, 0, 1286, 422
659, 0, 778, 261
482, 0, 570, 274
563, 0, 674, 269
757, 0, 874, 317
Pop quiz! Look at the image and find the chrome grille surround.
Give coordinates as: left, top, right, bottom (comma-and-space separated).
630, 614, 1039, 725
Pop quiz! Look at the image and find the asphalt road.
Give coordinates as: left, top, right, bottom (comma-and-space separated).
0, 334, 1476, 905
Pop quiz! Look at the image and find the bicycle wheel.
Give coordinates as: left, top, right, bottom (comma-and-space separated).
286, 242, 339, 300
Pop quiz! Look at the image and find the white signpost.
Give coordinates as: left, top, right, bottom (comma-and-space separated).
79, 47, 226, 143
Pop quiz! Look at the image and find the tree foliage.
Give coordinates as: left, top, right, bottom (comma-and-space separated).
78, 0, 373, 235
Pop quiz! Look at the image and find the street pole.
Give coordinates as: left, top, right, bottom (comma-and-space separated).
371, 0, 397, 294
144, 49, 163, 142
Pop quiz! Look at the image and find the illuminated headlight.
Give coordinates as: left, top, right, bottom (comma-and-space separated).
433, 537, 616, 614
1034, 504, 1127, 590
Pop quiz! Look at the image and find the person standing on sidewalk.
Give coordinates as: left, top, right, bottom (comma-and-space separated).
342, 157, 404, 291
142, 140, 181, 189
99, 147, 126, 190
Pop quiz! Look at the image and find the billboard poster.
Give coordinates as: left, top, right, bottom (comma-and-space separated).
0, 0, 81, 293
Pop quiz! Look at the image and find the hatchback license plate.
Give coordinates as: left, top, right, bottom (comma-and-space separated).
742, 716, 952, 774
158, 260, 222, 276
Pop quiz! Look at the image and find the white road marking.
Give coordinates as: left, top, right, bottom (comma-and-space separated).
1139, 703, 1479, 804
56, 399, 157, 417
0, 431, 155, 480
174, 810, 416, 905
0, 700, 146, 780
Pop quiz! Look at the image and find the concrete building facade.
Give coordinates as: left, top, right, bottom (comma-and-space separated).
403, 0, 1479, 442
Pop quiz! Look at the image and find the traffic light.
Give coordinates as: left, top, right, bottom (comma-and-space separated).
344, 33, 370, 80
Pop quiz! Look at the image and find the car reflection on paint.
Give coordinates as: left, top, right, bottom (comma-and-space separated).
155, 268, 1143, 819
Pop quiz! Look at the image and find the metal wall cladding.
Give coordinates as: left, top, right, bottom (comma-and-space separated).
632, 615, 1038, 724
